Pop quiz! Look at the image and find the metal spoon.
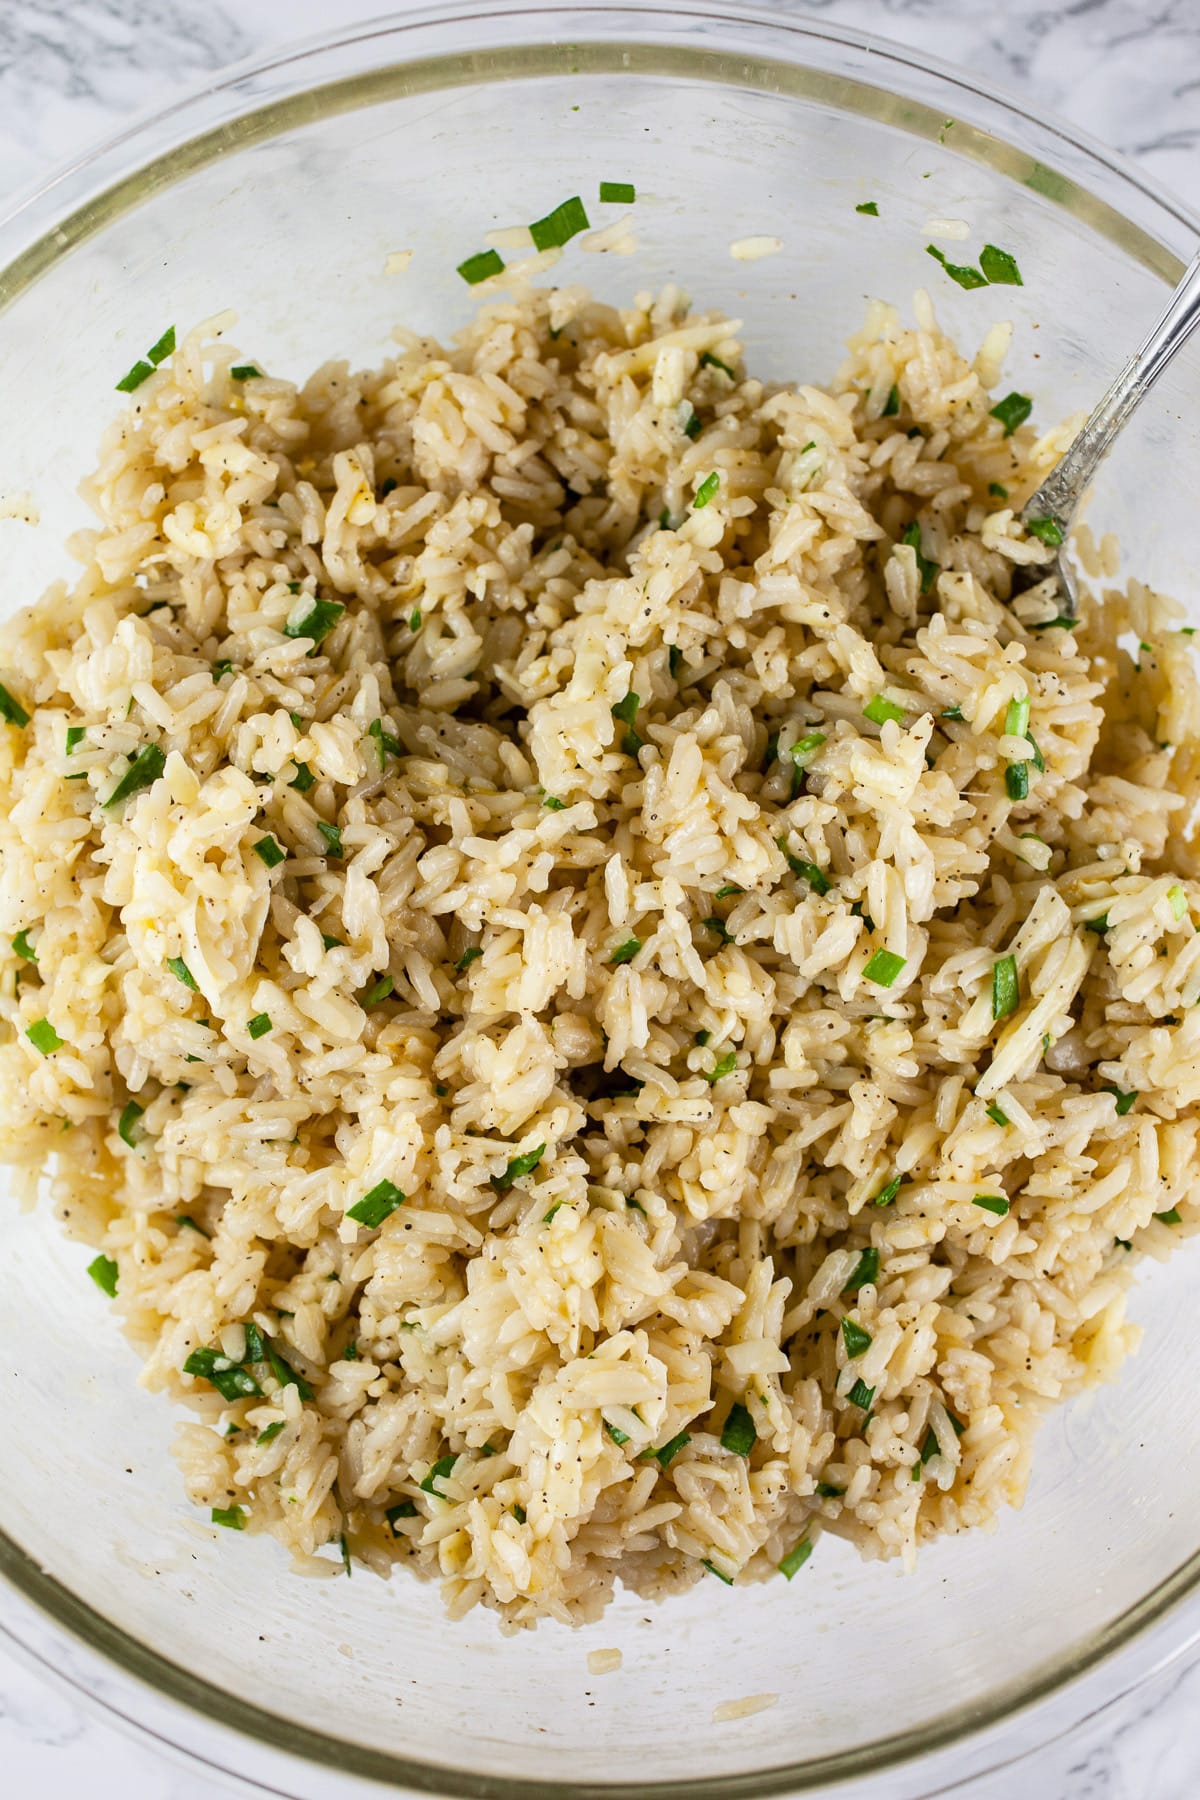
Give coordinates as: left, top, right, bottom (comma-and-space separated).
1021, 246, 1200, 615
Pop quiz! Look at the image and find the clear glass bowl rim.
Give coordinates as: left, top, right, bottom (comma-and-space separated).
1, 4, 1199, 1795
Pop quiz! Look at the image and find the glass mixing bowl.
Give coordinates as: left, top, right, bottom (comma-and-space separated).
2, 4, 1199, 1796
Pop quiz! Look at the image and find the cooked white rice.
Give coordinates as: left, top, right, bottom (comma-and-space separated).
2, 281, 1198, 1630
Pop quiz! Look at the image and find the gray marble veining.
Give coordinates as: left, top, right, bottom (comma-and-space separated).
0, 1, 1198, 1796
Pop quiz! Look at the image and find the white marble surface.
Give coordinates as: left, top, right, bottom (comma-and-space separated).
1, 1, 1199, 1795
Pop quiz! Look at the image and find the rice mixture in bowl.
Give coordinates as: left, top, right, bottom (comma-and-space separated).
2, 280, 1198, 1629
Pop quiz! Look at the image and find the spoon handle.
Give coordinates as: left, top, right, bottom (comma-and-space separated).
1024, 246, 1200, 526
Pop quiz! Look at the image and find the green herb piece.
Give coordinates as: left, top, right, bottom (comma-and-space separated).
599, 180, 635, 204
1085, 913, 1109, 934
900, 521, 938, 593
979, 243, 1023, 285
361, 974, 393, 1008
702, 1558, 734, 1585
863, 949, 906, 987
542, 794, 566, 810
1030, 616, 1078, 632
864, 692, 906, 727
167, 956, 198, 991
457, 249, 504, 285
992, 954, 1019, 1020
990, 392, 1032, 436
290, 762, 315, 793
789, 730, 826, 769
668, 647, 685, 680
850, 901, 876, 931
973, 1193, 1010, 1217
87, 1253, 119, 1297
777, 837, 831, 894
693, 471, 720, 509
1027, 516, 1064, 547
264, 1341, 313, 1400
1168, 883, 1188, 919
925, 244, 988, 290
882, 384, 900, 417
316, 821, 343, 858
700, 351, 735, 378
339, 1532, 352, 1577
988, 482, 1009, 499
847, 1378, 875, 1410
680, 402, 702, 440
855, 200, 879, 216
1105, 1085, 1137, 1116
321, 933, 343, 951
247, 1013, 272, 1040
253, 835, 285, 869
1027, 737, 1045, 772
611, 690, 643, 756
530, 195, 590, 251
11, 930, 37, 963
212, 660, 233, 681
495, 1143, 547, 1191
843, 1247, 879, 1295
183, 1347, 263, 1401
604, 1420, 631, 1446
230, 364, 261, 380
1156, 1207, 1183, 1225
816, 1481, 845, 1498
177, 1214, 210, 1237
1005, 696, 1031, 739
257, 1421, 285, 1445
117, 1100, 144, 1148
408, 607, 422, 633
941, 705, 964, 722
705, 1051, 738, 1084
116, 359, 154, 392
511, 1504, 527, 1524
62, 726, 84, 760
779, 1537, 813, 1579
1006, 761, 1030, 801
872, 1174, 902, 1208
347, 1179, 405, 1229
283, 596, 345, 647
240, 1324, 265, 1363
456, 946, 483, 971
645, 1430, 691, 1469
26, 1018, 62, 1055
211, 1505, 245, 1530
985, 1101, 1010, 1127
387, 1500, 418, 1525
715, 883, 744, 900
420, 1453, 460, 1496
702, 916, 732, 944
720, 1402, 757, 1457
342, 1343, 359, 1361
610, 937, 642, 965
841, 1318, 872, 1357
694, 1029, 711, 1046
103, 744, 165, 808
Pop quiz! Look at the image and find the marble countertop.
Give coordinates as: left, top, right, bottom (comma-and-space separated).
1, 1, 1199, 1796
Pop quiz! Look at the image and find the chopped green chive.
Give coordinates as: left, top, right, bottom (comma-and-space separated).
882, 384, 900, 417
777, 837, 831, 893
116, 359, 154, 393
705, 1051, 738, 1084
925, 244, 988, 290
542, 794, 566, 810
347, 1178, 406, 1228
65, 725, 85, 756
841, 1318, 872, 1357
361, 974, 394, 1007
11, 930, 37, 963
530, 195, 589, 251
147, 325, 175, 365
387, 1500, 418, 1525
212, 660, 233, 681
1156, 1207, 1182, 1225
317, 820, 343, 858
604, 1420, 631, 1446
610, 937, 642, 965
409, 608, 422, 633
693, 471, 720, 509
789, 730, 827, 769
992, 954, 1019, 1020
816, 1481, 845, 1498
211, 1505, 245, 1530
779, 1537, 813, 1578
87, 1253, 119, 1297
1169, 883, 1188, 919
720, 1402, 757, 1457
257, 1420, 285, 1445
26, 1018, 62, 1055
942, 705, 964, 722
611, 690, 642, 756
456, 946, 483, 971
321, 933, 343, 951
979, 244, 1023, 285
1026, 516, 1064, 547
679, 401, 702, 440
599, 181, 635, 204
167, 956, 198, 991
247, 1013, 272, 1039
177, 1214, 210, 1237
700, 351, 736, 379
702, 916, 732, 944
283, 597, 345, 646
117, 1100, 144, 1148
230, 364, 261, 380
420, 1453, 460, 1496
863, 949, 906, 987
253, 835, 285, 870
103, 744, 165, 808
290, 762, 315, 793
457, 249, 504, 285
1030, 615, 1078, 632
243, 1323, 266, 1364
988, 482, 1009, 499
644, 1430, 690, 1469
266, 1341, 313, 1400
1005, 761, 1030, 801
694, 1029, 711, 1046
842, 1247, 879, 1295
1005, 697, 1031, 739
973, 1194, 1010, 1217
183, 1347, 262, 1401
900, 522, 938, 593
715, 883, 743, 899
702, 1558, 734, 1585
855, 201, 879, 216
990, 392, 1033, 436
847, 1378, 875, 1411
864, 692, 906, 727
495, 1143, 547, 1191
985, 1101, 1010, 1127
1105, 1086, 1137, 1115
872, 1174, 903, 1208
